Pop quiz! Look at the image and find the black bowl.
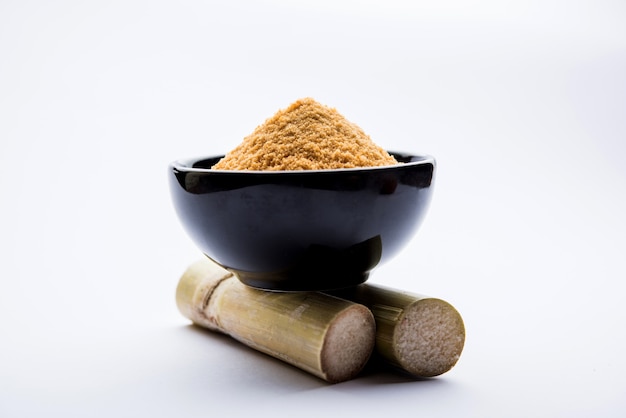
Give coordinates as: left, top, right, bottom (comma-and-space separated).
169, 152, 435, 291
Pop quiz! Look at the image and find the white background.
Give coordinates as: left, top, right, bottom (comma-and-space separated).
1, 0, 625, 416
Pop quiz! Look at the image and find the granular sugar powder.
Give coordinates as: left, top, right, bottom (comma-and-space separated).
212, 98, 398, 170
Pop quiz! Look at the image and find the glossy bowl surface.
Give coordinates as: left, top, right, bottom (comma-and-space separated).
169, 152, 435, 291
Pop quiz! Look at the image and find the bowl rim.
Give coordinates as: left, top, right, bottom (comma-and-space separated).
171, 151, 435, 174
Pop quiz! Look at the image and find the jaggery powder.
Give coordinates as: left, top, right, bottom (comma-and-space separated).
212, 98, 398, 170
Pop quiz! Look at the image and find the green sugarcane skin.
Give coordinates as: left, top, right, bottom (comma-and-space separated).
212, 278, 362, 379
177, 259, 376, 382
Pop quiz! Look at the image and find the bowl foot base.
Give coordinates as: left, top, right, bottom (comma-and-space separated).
233, 271, 370, 292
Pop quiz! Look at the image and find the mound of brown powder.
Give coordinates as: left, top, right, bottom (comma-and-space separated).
212, 98, 398, 170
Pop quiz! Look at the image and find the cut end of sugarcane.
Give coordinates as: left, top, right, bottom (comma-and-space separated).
394, 298, 465, 377
321, 303, 376, 383
176, 258, 233, 330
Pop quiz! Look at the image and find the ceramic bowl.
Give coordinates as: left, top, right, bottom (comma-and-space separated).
169, 152, 435, 291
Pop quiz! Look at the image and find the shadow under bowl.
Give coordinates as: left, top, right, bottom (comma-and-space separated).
169, 152, 435, 291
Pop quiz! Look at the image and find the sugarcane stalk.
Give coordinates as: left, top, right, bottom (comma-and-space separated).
327, 284, 465, 377
176, 259, 376, 383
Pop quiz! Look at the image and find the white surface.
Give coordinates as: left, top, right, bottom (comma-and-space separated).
1, 0, 625, 416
